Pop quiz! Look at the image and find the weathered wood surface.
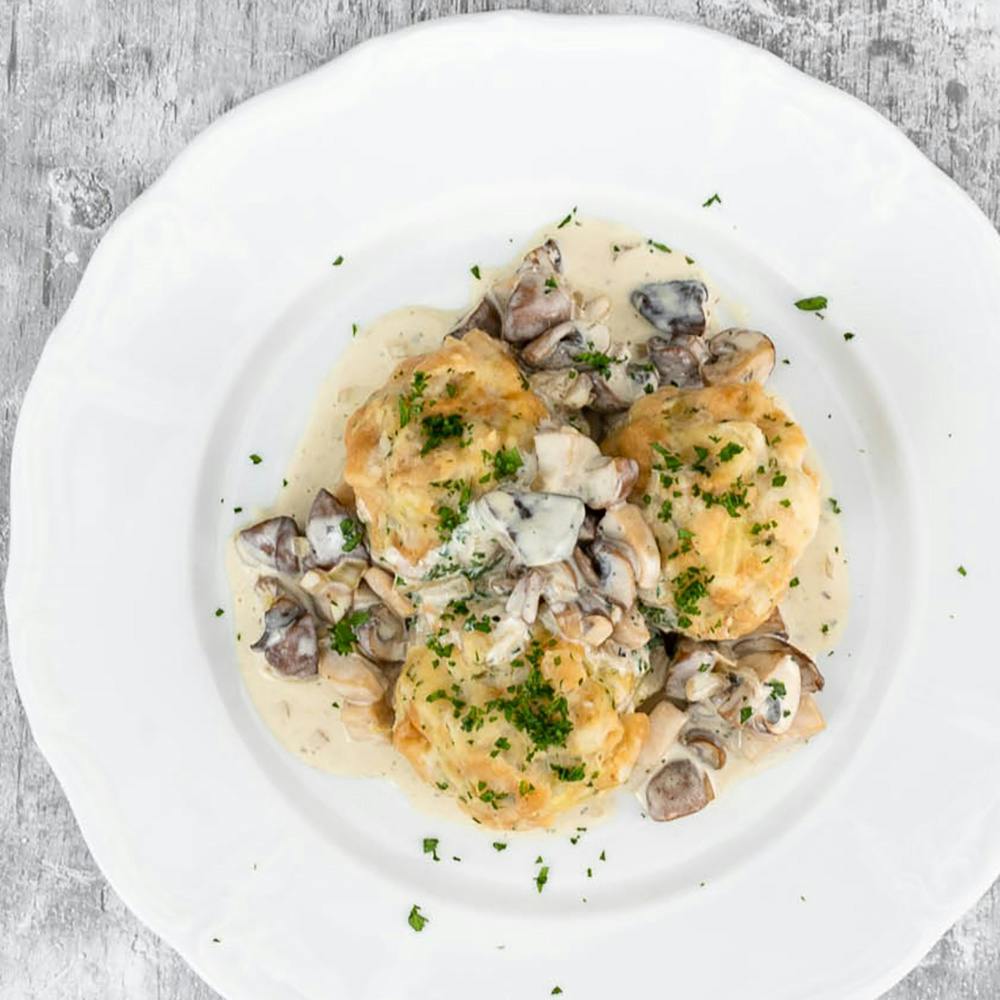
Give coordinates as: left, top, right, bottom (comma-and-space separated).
1, 1, 998, 997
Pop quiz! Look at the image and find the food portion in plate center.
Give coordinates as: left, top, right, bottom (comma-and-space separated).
227, 218, 848, 831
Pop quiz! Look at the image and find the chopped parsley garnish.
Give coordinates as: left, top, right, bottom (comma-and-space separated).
426, 633, 455, 659
958, 565, 968, 577
351, 322, 358, 337
486, 642, 572, 756
701, 479, 750, 518
340, 517, 363, 552
657, 499, 673, 523
779, 498, 792, 508
398, 370, 429, 428
535, 865, 550, 893
214, 608, 224, 617
772, 473, 787, 487
794, 295, 828, 312
492, 841, 508, 851
574, 350, 615, 378
789, 577, 800, 588
556, 206, 577, 229
249, 453, 263, 465
652, 442, 683, 472
426, 689, 448, 703
482, 446, 523, 482
672, 566, 713, 629
434, 480, 473, 542
331, 255, 344, 266
821, 623, 830, 635
490, 736, 511, 758
476, 781, 509, 808
843, 331, 855, 341
767, 680, 787, 699
740, 706, 754, 724
551, 762, 586, 782
422, 837, 440, 861
552, 988, 564, 995
647, 239, 671, 253
420, 413, 466, 454
702, 193, 722, 207
544, 276, 559, 290
407, 904, 428, 932
691, 445, 710, 473
329, 610, 370, 655
470, 264, 481, 280
464, 614, 493, 634
829, 497, 842, 514
718, 442, 744, 463
518, 779, 535, 797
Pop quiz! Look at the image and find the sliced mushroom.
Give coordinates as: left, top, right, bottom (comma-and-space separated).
588, 355, 658, 414
756, 653, 802, 735
665, 637, 723, 702
588, 540, 637, 609
450, 295, 502, 339
306, 489, 367, 568
477, 491, 585, 567
701, 329, 776, 386
684, 670, 726, 703
237, 516, 301, 575
597, 504, 660, 590
318, 648, 387, 704
717, 667, 766, 725
631, 281, 709, 337
503, 241, 573, 342
300, 560, 367, 623
251, 595, 318, 678
534, 428, 639, 508
610, 605, 651, 649
731, 634, 824, 694
528, 369, 595, 412
506, 571, 544, 624
633, 701, 688, 775
340, 697, 394, 743
681, 728, 727, 770
581, 613, 615, 646
646, 758, 714, 821
356, 605, 407, 663
362, 565, 415, 620
520, 320, 612, 369
646, 336, 703, 388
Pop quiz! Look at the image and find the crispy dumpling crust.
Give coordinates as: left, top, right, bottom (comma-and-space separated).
344, 330, 547, 570
602, 383, 820, 640
393, 626, 648, 830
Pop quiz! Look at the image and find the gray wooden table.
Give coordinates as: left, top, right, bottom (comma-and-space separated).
2, 2, 998, 997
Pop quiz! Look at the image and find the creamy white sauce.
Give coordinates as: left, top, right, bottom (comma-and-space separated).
225, 218, 849, 828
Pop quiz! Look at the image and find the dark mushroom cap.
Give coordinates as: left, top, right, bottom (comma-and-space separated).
646, 758, 715, 821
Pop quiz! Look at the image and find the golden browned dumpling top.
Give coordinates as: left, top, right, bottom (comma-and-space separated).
602, 382, 820, 640
393, 621, 649, 830
344, 330, 548, 577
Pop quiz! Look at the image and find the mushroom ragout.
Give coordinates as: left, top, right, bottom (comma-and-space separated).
228, 218, 848, 830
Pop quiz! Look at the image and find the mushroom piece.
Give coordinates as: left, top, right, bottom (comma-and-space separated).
534, 428, 639, 508
757, 653, 802, 735
520, 320, 612, 370
681, 728, 727, 770
588, 357, 659, 414
503, 240, 573, 342
646, 336, 703, 388
684, 670, 726, 703
701, 329, 776, 386
340, 697, 394, 743
356, 605, 407, 663
318, 648, 388, 704
646, 758, 715, 821
528, 369, 595, 412
633, 701, 688, 776
306, 489, 367, 568
610, 605, 651, 650
665, 637, 725, 702
450, 295, 502, 340
237, 516, 301, 575
631, 281, 709, 337
251, 595, 319, 678
588, 539, 638, 609
362, 565, 415, 620
300, 560, 367, 623
597, 504, 660, 590
477, 491, 585, 567
731, 634, 825, 694
506, 571, 544, 624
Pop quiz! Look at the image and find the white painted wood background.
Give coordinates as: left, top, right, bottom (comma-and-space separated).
1, 1, 998, 997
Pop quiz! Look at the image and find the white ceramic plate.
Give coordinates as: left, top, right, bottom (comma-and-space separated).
7, 13, 1000, 999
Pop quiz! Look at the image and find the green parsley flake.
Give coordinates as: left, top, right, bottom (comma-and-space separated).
492, 841, 508, 852
556, 207, 577, 229
398, 370, 429, 428
958, 565, 968, 577
574, 350, 615, 378
329, 610, 370, 655
551, 762, 586, 782
740, 706, 754, 724
702, 193, 722, 207
535, 865, 550, 893
340, 517, 364, 552
789, 577, 800, 588
332, 255, 344, 266
843, 331, 855, 341
647, 239, 671, 253
407, 904, 428, 932
422, 837, 440, 861
249, 453, 263, 465
421, 413, 466, 455
214, 608, 224, 617
718, 442, 744, 463
794, 295, 828, 312
552, 989, 564, 996
829, 497, 842, 514
470, 264, 481, 280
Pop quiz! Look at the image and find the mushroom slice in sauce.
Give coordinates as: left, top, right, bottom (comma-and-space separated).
355, 605, 407, 663
588, 539, 638, 609
731, 634, 825, 694
503, 240, 573, 342
633, 701, 688, 776
631, 280, 709, 337
610, 605, 651, 650
300, 560, 367, 623
362, 565, 415, 620
237, 516, 301, 575
318, 648, 388, 704
597, 504, 660, 590
306, 488, 367, 568
701, 329, 776, 386
450, 294, 502, 340
534, 428, 639, 509
681, 727, 727, 770
520, 320, 612, 370
646, 336, 703, 389
588, 353, 659, 414
251, 595, 319, 678
340, 696, 394, 743
664, 637, 727, 703
477, 491, 585, 567
646, 758, 715, 821
528, 369, 594, 412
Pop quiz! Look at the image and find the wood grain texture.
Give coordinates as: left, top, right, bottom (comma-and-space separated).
1, 1, 998, 997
